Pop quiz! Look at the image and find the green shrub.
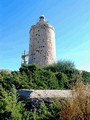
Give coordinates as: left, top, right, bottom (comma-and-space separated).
82, 71, 90, 84
0, 85, 25, 120
44, 60, 75, 72
55, 72, 68, 89
19, 64, 59, 89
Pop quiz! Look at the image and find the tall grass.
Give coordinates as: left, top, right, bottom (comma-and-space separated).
59, 81, 90, 120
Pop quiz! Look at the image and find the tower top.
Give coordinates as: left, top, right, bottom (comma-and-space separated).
35, 15, 48, 25
30, 15, 55, 32
39, 15, 46, 21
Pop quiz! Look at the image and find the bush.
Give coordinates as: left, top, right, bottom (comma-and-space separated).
55, 72, 68, 89
59, 82, 90, 120
0, 71, 13, 91
0, 85, 25, 120
44, 61, 80, 89
44, 60, 75, 72
82, 71, 90, 84
19, 64, 59, 89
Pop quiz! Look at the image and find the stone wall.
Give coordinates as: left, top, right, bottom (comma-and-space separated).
18, 89, 72, 111
18, 89, 72, 99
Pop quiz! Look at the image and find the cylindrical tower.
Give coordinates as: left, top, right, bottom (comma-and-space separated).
28, 15, 56, 67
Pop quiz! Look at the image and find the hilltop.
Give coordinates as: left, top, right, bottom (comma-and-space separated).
0, 61, 90, 120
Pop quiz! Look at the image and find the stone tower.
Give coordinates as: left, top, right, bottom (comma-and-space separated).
28, 15, 56, 67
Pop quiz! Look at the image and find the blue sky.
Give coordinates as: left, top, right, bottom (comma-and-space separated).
0, 0, 90, 71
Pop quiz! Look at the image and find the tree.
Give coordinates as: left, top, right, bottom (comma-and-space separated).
44, 60, 75, 72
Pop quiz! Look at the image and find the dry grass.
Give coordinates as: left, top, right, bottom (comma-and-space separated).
59, 82, 90, 120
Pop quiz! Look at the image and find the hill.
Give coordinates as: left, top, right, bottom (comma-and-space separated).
0, 61, 90, 120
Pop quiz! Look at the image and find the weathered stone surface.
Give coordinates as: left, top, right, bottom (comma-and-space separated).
28, 16, 56, 67
18, 89, 72, 99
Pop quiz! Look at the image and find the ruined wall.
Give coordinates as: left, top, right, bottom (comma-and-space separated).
28, 17, 56, 67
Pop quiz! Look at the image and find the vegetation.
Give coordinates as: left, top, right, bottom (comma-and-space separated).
0, 60, 90, 119
59, 82, 90, 120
